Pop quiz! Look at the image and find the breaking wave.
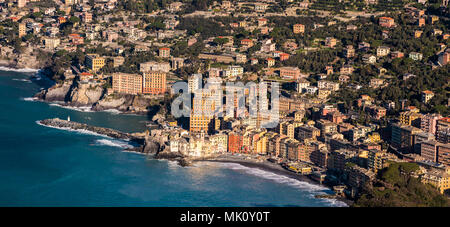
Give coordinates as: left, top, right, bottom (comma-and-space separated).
12, 78, 32, 83
101, 109, 122, 114
49, 103, 93, 112
95, 139, 134, 149
22, 97, 38, 102
0, 66, 39, 73
213, 162, 348, 207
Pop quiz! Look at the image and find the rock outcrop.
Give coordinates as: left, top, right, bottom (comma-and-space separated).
91, 94, 133, 112
35, 80, 160, 114
35, 82, 73, 102
1, 45, 48, 69
69, 82, 104, 106
92, 94, 155, 114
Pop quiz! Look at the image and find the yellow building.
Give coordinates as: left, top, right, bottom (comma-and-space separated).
85, 54, 105, 72
399, 111, 422, 126
254, 132, 268, 154
421, 171, 450, 194
421, 90, 434, 103
367, 132, 381, 143
288, 163, 312, 175
294, 110, 305, 122
189, 89, 218, 133
414, 30, 423, 38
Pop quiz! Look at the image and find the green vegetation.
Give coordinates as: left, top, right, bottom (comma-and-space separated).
353, 162, 450, 207
177, 16, 228, 39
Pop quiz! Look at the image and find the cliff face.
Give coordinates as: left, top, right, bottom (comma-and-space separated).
92, 94, 133, 112
69, 83, 104, 106
92, 94, 154, 113
2, 45, 48, 69
35, 78, 160, 114
35, 82, 73, 102
15, 54, 42, 69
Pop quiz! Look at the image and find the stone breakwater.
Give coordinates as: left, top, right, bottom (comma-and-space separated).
37, 118, 190, 165
38, 118, 145, 144
38, 119, 206, 167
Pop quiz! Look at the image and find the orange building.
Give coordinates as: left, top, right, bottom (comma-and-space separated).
68, 34, 84, 45
112, 73, 143, 95
279, 67, 300, 80
159, 47, 170, 58
240, 39, 253, 48
391, 51, 404, 59
418, 18, 425, 27
143, 71, 166, 95
279, 53, 290, 61
58, 17, 67, 24
293, 24, 305, 34
228, 132, 244, 153
379, 17, 395, 28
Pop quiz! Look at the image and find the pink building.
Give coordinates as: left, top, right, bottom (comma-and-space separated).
421, 113, 442, 135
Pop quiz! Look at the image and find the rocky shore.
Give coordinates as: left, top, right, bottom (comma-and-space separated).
33, 79, 161, 115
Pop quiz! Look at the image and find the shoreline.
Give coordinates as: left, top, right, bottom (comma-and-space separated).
8, 67, 352, 207
194, 155, 353, 207
0, 64, 40, 73
4, 66, 162, 116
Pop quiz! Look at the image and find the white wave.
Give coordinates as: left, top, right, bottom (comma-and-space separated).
12, 78, 32, 82
95, 139, 134, 149
101, 109, 122, 114
35, 120, 108, 138
22, 97, 38, 102
49, 103, 93, 112
213, 162, 348, 207
0, 66, 39, 73
122, 149, 145, 155
168, 160, 180, 169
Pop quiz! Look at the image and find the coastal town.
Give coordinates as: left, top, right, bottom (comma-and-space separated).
0, 0, 449, 206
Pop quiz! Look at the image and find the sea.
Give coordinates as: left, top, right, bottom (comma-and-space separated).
0, 69, 347, 207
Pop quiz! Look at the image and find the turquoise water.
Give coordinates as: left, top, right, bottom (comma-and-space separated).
0, 70, 346, 207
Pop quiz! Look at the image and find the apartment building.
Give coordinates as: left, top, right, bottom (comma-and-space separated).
436, 117, 450, 143
112, 73, 143, 95
159, 47, 170, 58
140, 61, 171, 73
85, 54, 105, 72
143, 71, 166, 95
279, 67, 300, 80
377, 46, 391, 57
44, 37, 60, 50
379, 17, 395, 28
18, 23, 26, 38
421, 113, 442, 135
